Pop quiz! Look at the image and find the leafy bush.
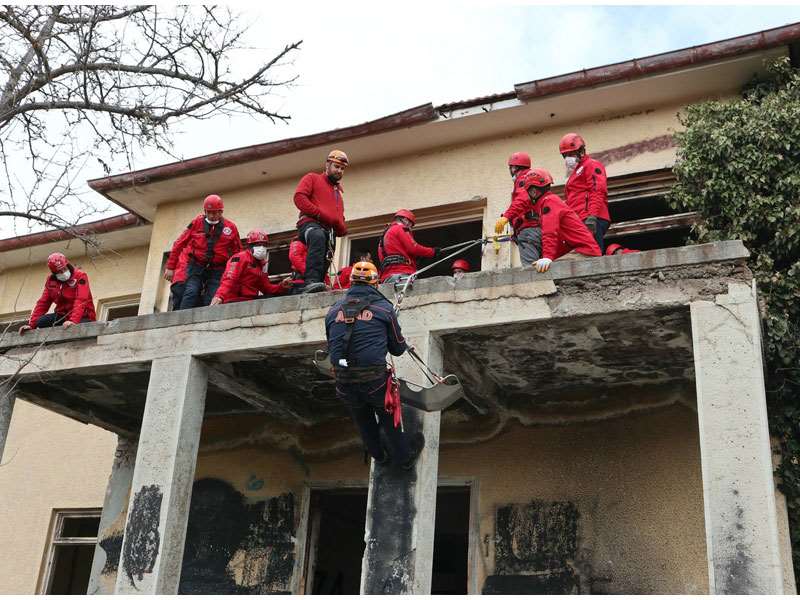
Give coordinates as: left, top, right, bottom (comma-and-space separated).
669, 56, 800, 580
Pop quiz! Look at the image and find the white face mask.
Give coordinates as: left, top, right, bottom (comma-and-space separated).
252, 246, 268, 261
55, 269, 71, 282
205, 217, 220, 225
565, 156, 579, 174
454, 271, 465, 280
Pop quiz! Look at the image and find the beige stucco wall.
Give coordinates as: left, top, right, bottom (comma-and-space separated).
186, 402, 707, 594
0, 401, 117, 594
0, 245, 147, 593
138, 101, 684, 313
0, 244, 149, 318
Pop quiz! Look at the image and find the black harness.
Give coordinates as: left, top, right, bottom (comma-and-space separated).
193, 220, 224, 269
334, 295, 387, 382
378, 223, 411, 271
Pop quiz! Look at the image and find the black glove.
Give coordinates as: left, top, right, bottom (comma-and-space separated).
584, 216, 598, 235
432, 247, 443, 259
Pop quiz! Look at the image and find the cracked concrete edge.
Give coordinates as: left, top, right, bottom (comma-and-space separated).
0, 241, 750, 350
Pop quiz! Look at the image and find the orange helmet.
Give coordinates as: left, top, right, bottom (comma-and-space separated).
507, 152, 531, 168
350, 261, 379, 286
559, 133, 586, 155
327, 149, 349, 167
520, 168, 554, 189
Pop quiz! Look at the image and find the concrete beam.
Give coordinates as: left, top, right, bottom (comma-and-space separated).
114, 356, 207, 594
88, 436, 138, 594
690, 282, 789, 594
361, 334, 442, 594
0, 381, 14, 462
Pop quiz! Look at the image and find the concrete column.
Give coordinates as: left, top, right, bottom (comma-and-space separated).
88, 436, 138, 594
0, 381, 14, 462
114, 355, 207, 594
690, 282, 787, 594
361, 333, 442, 594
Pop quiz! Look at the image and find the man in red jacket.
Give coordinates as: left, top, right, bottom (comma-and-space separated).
332, 248, 373, 290
169, 247, 191, 311
605, 243, 640, 256
495, 151, 542, 265
377, 209, 439, 284
19, 253, 96, 334
519, 168, 601, 273
293, 149, 349, 293
560, 133, 611, 253
163, 194, 242, 309
210, 229, 292, 305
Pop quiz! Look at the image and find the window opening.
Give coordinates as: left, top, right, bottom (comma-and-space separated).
40, 509, 101, 594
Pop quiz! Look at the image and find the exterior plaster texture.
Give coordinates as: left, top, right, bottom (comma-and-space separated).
0, 400, 116, 594
138, 102, 685, 313
0, 244, 148, 317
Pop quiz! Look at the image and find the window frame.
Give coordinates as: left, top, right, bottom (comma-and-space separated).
97, 294, 141, 321
38, 508, 102, 594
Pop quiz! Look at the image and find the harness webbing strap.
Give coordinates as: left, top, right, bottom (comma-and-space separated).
202, 221, 224, 266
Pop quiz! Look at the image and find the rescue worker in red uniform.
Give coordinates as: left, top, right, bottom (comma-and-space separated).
324, 261, 424, 469
293, 149, 349, 293
560, 133, 611, 253
378, 209, 439, 284
18, 252, 96, 334
332, 248, 373, 290
170, 248, 192, 311
451, 258, 471, 280
495, 152, 542, 265
605, 243, 640, 256
518, 168, 601, 272
164, 194, 242, 309
210, 229, 292, 305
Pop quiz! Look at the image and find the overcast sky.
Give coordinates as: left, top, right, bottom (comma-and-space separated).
5, 3, 800, 238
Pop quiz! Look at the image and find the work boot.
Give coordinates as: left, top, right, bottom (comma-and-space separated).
301, 282, 327, 294
401, 432, 426, 470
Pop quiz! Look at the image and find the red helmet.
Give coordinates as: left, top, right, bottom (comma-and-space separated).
395, 209, 416, 225
559, 133, 586, 154
203, 194, 224, 211
520, 168, 554, 189
246, 228, 269, 245
452, 259, 470, 272
47, 252, 69, 273
327, 149, 349, 166
507, 152, 531, 168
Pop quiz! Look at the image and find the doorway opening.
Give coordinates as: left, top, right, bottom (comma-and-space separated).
304, 485, 471, 594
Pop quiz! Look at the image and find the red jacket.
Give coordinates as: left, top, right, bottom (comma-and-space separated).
215, 250, 290, 303
289, 239, 332, 287
532, 192, 601, 260
564, 155, 610, 221
332, 265, 352, 290
166, 215, 242, 270
294, 172, 347, 236
173, 248, 191, 285
605, 243, 640, 256
378, 221, 435, 281
29, 266, 96, 327
502, 168, 540, 233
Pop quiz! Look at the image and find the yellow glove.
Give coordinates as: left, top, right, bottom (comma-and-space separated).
495, 216, 509, 234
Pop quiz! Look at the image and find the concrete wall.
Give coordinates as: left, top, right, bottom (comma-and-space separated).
0, 401, 117, 593
97, 402, 706, 594
0, 246, 147, 594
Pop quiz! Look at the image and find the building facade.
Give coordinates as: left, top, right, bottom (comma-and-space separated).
1, 23, 799, 594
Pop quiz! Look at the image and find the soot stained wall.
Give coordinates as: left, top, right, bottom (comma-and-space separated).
179, 478, 294, 594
